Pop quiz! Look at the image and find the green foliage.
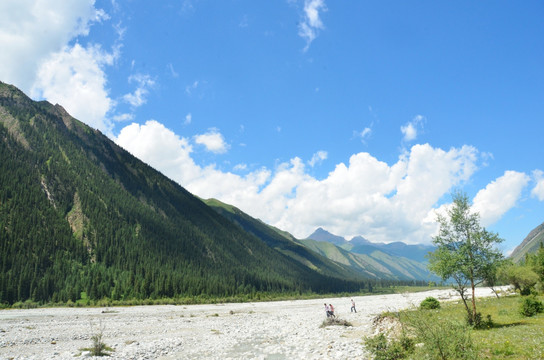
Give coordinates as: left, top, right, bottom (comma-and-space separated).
465, 312, 493, 329
519, 295, 544, 317
428, 191, 504, 324
386, 294, 544, 359
524, 243, 544, 293
498, 261, 539, 295
364, 333, 414, 360
365, 310, 475, 360
407, 313, 477, 360
81, 320, 113, 357
420, 296, 441, 310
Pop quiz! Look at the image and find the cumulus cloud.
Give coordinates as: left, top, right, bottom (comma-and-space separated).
194, 129, 229, 154
0, 0, 103, 91
401, 115, 425, 142
531, 170, 544, 201
0, 0, 118, 134
472, 171, 530, 227
30, 43, 117, 133
115, 120, 200, 184
116, 119, 483, 244
298, 0, 327, 51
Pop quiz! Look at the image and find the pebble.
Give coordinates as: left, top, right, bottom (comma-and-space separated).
0, 287, 506, 359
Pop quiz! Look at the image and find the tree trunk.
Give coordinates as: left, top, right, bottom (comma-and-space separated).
471, 279, 477, 321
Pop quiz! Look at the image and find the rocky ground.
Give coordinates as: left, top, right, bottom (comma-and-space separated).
0, 287, 502, 360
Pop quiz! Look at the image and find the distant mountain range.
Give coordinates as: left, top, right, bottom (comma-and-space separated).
308, 227, 435, 263
301, 228, 439, 282
510, 221, 544, 263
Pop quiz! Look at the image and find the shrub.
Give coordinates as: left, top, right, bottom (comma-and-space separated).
404, 312, 477, 360
420, 296, 441, 310
364, 332, 414, 360
320, 317, 352, 328
519, 295, 543, 317
466, 312, 493, 329
81, 320, 113, 357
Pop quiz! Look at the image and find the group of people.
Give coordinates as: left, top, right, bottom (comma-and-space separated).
324, 299, 357, 318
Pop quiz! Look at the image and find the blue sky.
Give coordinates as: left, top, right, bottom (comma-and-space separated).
1, 0, 543, 254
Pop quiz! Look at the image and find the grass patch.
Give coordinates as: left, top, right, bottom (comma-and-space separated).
471, 295, 544, 359
366, 294, 544, 359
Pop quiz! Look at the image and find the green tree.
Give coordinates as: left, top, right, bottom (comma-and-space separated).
498, 261, 539, 295
525, 242, 544, 292
428, 191, 503, 324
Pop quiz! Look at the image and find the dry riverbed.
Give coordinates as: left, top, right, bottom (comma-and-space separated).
0, 287, 501, 360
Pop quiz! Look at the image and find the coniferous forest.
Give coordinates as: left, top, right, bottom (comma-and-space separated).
0, 82, 422, 306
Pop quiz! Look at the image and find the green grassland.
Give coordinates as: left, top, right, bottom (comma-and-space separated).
401, 294, 544, 359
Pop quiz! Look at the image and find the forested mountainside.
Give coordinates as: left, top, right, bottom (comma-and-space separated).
0, 81, 370, 305
204, 198, 367, 280
510, 221, 544, 263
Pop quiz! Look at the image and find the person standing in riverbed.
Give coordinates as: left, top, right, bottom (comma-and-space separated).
351, 298, 357, 313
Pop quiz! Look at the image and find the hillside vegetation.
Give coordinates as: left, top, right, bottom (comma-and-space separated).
510, 221, 544, 263
0, 81, 373, 305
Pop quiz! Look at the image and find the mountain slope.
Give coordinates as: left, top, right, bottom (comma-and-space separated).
204, 199, 364, 280
309, 228, 435, 262
0, 82, 365, 304
510, 221, 544, 263
304, 228, 438, 281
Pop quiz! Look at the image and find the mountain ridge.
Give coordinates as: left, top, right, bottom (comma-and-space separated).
307, 228, 435, 263
510, 221, 544, 263
1, 81, 369, 304
302, 228, 438, 282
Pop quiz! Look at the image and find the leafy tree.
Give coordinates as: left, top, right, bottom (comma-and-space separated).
498, 261, 539, 295
525, 242, 544, 292
428, 191, 503, 324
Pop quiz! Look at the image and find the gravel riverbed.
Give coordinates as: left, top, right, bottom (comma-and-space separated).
0, 287, 501, 360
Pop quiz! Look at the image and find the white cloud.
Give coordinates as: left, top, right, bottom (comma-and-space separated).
357, 127, 372, 143
185, 80, 199, 95
30, 43, 117, 133
531, 169, 544, 201
194, 129, 229, 154
234, 164, 247, 171
401, 115, 425, 142
472, 171, 530, 227
0, 0, 104, 92
116, 120, 482, 244
113, 113, 134, 122
184, 113, 192, 125
298, 0, 327, 52
0, 0, 118, 134
308, 150, 327, 167
167, 63, 179, 78
123, 74, 155, 108
115, 120, 200, 185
